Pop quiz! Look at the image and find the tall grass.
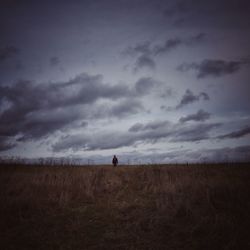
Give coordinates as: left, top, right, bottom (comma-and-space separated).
0, 164, 250, 249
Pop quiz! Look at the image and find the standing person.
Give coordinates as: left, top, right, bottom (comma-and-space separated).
112, 155, 118, 167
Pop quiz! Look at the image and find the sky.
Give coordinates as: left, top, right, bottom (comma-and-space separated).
1, 0, 250, 164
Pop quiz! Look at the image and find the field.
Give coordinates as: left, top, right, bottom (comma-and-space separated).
0, 163, 250, 250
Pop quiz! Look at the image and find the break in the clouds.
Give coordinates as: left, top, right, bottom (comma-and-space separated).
0, 0, 250, 162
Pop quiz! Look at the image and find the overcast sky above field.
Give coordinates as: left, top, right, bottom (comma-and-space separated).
1, 0, 250, 163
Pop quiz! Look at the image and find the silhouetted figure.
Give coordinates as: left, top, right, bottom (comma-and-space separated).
112, 155, 118, 167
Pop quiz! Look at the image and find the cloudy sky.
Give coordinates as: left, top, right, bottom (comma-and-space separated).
1, 0, 250, 163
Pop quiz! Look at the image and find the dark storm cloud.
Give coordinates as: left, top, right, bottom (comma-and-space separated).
217, 126, 250, 139
0, 46, 19, 62
0, 72, 165, 146
163, 0, 250, 28
0, 73, 133, 141
179, 109, 211, 123
176, 89, 209, 109
177, 59, 249, 78
16, 108, 86, 141
52, 120, 220, 152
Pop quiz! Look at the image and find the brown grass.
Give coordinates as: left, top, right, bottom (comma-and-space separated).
0, 164, 250, 249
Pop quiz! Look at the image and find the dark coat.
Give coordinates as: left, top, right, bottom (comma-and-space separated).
112, 156, 118, 166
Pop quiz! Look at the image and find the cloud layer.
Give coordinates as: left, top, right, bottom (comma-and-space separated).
52, 120, 221, 152
1, 0, 249, 162
0, 73, 135, 142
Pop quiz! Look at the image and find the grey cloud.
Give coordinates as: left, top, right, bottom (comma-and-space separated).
179, 109, 211, 123
0, 73, 132, 141
199, 92, 209, 100
177, 89, 199, 108
154, 33, 206, 55
1, 73, 171, 144
16, 108, 86, 141
109, 99, 144, 118
128, 123, 144, 132
1, 73, 163, 145
176, 89, 209, 109
52, 132, 136, 152
129, 120, 170, 132
57, 73, 130, 105
141, 120, 170, 131
177, 59, 249, 78
124, 33, 205, 72
217, 126, 250, 139
135, 77, 158, 95
0, 46, 19, 62
124, 33, 205, 58
153, 38, 182, 55
133, 77, 173, 99
171, 123, 220, 142
133, 55, 156, 72
123, 41, 151, 57
53, 120, 220, 152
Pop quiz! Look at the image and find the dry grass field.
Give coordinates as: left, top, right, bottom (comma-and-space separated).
0, 163, 250, 250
